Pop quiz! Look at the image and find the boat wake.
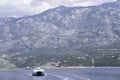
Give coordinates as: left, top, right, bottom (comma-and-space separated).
0, 68, 119, 80
32, 72, 90, 80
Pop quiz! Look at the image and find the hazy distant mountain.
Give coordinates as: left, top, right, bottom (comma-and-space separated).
0, 1, 120, 68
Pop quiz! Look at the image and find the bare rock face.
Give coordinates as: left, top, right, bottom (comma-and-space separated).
0, 1, 120, 69
0, 58, 16, 69
0, 1, 120, 53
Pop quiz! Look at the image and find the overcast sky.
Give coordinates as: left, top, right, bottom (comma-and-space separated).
0, 0, 117, 17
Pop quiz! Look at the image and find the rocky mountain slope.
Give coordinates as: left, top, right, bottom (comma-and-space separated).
0, 1, 120, 68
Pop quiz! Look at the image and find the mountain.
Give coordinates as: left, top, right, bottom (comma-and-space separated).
0, 1, 120, 68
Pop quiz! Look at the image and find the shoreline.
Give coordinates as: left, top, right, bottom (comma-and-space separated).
43, 66, 120, 69
0, 66, 120, 71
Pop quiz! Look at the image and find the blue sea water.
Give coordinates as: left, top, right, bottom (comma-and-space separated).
0, 68, 120, 80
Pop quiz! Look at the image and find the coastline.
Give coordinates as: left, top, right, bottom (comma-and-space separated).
1, 66, 120, 71
43, 66, 120, 69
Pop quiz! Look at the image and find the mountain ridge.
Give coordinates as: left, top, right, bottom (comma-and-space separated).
0, 1, 120, 53
0, 1, 120, 68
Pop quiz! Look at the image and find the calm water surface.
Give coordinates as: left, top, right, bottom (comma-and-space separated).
0, 68, 120, 80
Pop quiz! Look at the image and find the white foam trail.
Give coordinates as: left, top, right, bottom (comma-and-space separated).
29, 71, 90, 80
55, 73, 90, 80
48, 73, 72, 80
66, 74, 90, 80
32, 76, 45, 80
72, 75, 90, 80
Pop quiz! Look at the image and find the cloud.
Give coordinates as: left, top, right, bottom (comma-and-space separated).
0, 0, 52, 17
0, 0, 117, 17
74, 1, 96, 6
73, 0, 115, 7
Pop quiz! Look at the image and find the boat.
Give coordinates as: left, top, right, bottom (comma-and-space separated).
32, 68, 45, 76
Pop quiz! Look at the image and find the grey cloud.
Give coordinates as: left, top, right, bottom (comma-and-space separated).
32, 0, 115, 6
0, 0, 117, 17
0, 10, 28, 17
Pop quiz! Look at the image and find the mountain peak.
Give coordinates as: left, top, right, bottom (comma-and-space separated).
52, 5, 68, 13
57, 5, 66, 8
55, 5, 66, 9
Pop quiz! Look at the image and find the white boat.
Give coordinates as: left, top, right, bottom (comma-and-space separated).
32, 68, 45, 76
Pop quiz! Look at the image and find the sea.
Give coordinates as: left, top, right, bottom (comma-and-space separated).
0, 68, 120, 80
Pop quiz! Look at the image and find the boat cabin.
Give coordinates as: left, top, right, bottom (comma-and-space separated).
32, 68, 45, 76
